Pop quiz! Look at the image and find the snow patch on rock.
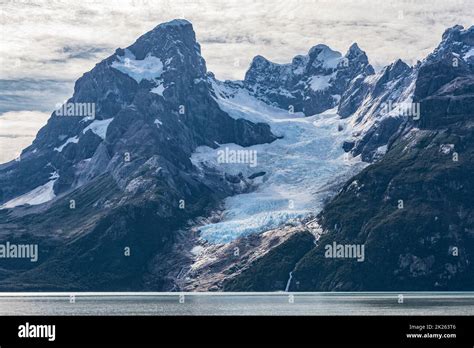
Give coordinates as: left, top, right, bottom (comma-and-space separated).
54, 136, 79, 152
82, 118, 113, 140
112, 49, 164, 83
1, 178, 57, 209
308, 73, 334, 91
151, 83, 165, 96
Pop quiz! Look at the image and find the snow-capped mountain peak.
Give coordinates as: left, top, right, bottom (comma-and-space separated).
0, 19, 276, 210
428, 25, 474, 64
243, 42, 374, 115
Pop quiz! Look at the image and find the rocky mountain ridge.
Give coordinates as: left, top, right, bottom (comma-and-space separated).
0, 20, 472, 291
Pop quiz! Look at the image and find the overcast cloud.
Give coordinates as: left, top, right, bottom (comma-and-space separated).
1, 0, 472, 83
0, 0, 472, 162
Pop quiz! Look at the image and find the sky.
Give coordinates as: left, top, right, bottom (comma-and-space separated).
0, 0, 472, 163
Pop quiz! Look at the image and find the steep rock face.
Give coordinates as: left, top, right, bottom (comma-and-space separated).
0, 20, 276, 204
243, 43, 374, 115
0, 20, 277, 290
337, 59, 416, 162
292, 26, 474, 291
415, 25, 474, 129
340, 25, 474, 162
293, 108, 474, 290
1, 21, 472, 292
227, 25, 474, 292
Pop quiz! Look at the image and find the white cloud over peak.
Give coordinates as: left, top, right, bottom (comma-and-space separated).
0, 0, 472, 82
0, 0, 471, 163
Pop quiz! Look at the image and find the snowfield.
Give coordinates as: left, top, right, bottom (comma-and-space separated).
111, 49, 164, 83
82, 118, 113, 140
191, 80, 367, 243
0, 178, 57, 209
54, 135, 79, 152
309, 73, 335, 91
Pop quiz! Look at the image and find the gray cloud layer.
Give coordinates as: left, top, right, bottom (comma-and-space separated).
1, 0, 472, 83
0, 0, 471, 163
0, 110, 49, 163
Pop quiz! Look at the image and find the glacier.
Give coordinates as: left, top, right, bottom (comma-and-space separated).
191, 80, 368, 243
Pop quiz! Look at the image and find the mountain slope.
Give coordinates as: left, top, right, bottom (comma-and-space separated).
0, 20, 277, 290
243, 43, 374, 115
228, 25, 474, 291
1, 21, 472, 292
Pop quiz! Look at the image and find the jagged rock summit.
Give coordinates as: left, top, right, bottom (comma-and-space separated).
0, 20, 472, 292
243, 41, 374, 115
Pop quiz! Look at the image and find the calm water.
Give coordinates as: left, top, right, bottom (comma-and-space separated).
0, 292, 473, 316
